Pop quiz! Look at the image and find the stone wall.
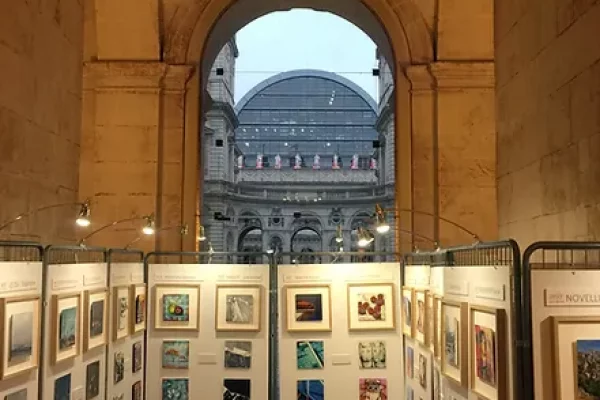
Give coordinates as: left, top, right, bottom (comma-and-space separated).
0, 1, 83, 243
496, 1, 600, 246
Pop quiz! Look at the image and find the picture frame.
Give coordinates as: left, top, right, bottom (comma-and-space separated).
426, 292, 435, 353
469, 306, 507, 400
440, 300, 468, 388
347, 283, 396, 331
112, 286, 130, 341
284, 285, 332, 332
51, 293, 81, 365
154, 284, 200, 331
433, 296, 443, 359
0, 295, 41, 379
83, 289, 108, 352
130, 284, 147, 334
215, 285, 262, 332
162, 378, 189, 400
550, 316, 600, 400
414, 289, 429, 346
162, 340, 190, 369
401, 287, 415, 337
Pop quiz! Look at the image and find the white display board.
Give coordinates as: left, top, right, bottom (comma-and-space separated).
0, 262, 43, 400
442, 266, 513, 400
279, 263, 403, 400
106, 263, 145, 400
42, 263, 108, 400
530, 270, 600, 400
146, 264, 269, 400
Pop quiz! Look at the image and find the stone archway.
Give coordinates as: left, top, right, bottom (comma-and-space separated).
82, 0, 497, 252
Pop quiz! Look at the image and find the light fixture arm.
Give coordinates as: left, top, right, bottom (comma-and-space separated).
78, 215, 150, 246
0, 201, 89, 232
124, 223, 188, 249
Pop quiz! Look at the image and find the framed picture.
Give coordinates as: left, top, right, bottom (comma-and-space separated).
470, 306, 507, 400
215, 285, 261, 332
86, 360, 100, 400
347, 283, 396, 331
114, 351, 125, 384
297, 341, 324, 370
549, 316, 600, 400
284, 285, 331, 332
359, 378, 387, 399
224, 379, 250, 400
402, 287, 415, 337
297, 379, 324, 400
5, 388, 27, 400
433, 296, 443, 359
433, 363, 442, 400
112, 286, 130, 341
51, 293, 81, 364
54, 373, 71, 400
426, 292, 435, 353
83, 289, 108, 352
415, 290, 429, 345
225, 341, 252, 369
405, 343, 414, 379
132, 341, 143, 373
0, 295, 41, 378
132, 381, 142, 400
154, 285, 200, 331
440, 300, 468, 387
358, 341, 385, 369
163, 378, 189, 400
162, 340, 189, 369
418, 352, 428, 389
130, 284, 147, 333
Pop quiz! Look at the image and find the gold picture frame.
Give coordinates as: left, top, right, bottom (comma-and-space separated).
284, 285, 332, 332
402, 287, 415, 338
433, 295, 442, 359
0, 295, 41, 379
154, 284, 201, 331
113, 286, 131, 341
469, 306, 507, 400
215, 285, 262, 332
347, 283, 396, 331
440, 300, 468, 388
52, 292, 81, 365
83, 289, 108, 352
415, 289, 430, 346
130, 284, 147, 334
551, 316, 600, 400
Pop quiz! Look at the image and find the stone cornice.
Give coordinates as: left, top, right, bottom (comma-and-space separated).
405, 65, 435, 92
83, 61, 195, 91
430, 61, 495, 89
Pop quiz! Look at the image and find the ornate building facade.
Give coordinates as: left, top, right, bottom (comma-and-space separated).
202, 40, 397, 256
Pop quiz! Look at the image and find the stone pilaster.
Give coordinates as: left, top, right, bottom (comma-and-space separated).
430, 62, 497, 245
80, 61, 196, 251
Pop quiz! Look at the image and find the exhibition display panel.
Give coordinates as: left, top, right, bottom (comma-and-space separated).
146, 262, 270, 400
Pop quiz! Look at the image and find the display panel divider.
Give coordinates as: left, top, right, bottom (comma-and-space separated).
144, 251, 273, 400
0, 241, 44, 400
521, 241, 600, 400
107, 248, 145, 400
42, 245, 107, 400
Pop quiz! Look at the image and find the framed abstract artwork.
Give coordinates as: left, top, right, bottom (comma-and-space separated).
297, 379, 323, 400
440, 300, 468, 388
347, 283, 395, 331
414, 289, 429, 346
51, 293, 81, 365
0, 295, 41, 379
54, 373, 71, 400
469, 306, 507, 400
225, 341, 252, 369
359, 378, 387, 400
215, 285, 261, 332
154, 285, 200, 331
224, 379, 250, 400
132, 381, 142, 400
433, 296, 443, 359
550, 316, 600, 400
162, 378, 189, 400
83, 289, 108, 352
112, 286, 130, 341
402, 287, 415, 337
86, 360, 100, 400
130, 284, 147, 334
162, 340, 189, 369
132, 341, 143, 373
284, 285, 331, 332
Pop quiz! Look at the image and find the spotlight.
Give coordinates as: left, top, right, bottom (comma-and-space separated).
335, 225, 344, 243
75, 201, 91, 227
357, 227, 374, 248
266, 249, 274, 254
197, 225, 207, 242
375, 204, 390, 234
142, 215, 155, 235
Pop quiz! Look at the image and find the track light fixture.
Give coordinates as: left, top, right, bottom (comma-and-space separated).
0, 200, 93, 232
75, 201, 91, 227
375, 204, 390, 234
197, 225, 207, 242
78, 213, 155, 246
335, 224, 344, 243
142, 215, 156, 235
357, 227, 374, 248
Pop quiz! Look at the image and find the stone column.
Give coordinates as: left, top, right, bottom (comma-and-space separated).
80, 61, 196, 251
430, 62, 497, 245
406, 65, 437, 249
